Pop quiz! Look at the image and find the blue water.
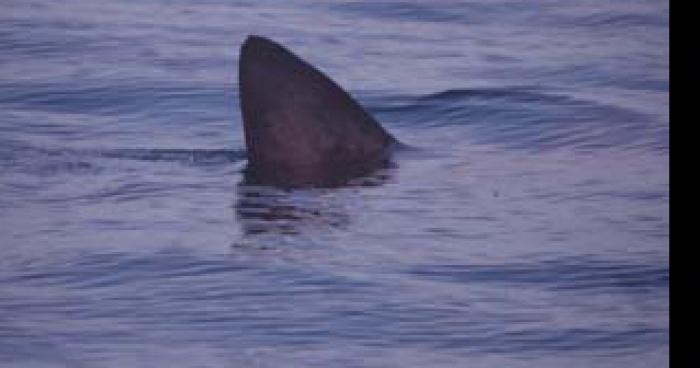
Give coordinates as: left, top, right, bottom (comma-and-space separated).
0, 1, 669, 367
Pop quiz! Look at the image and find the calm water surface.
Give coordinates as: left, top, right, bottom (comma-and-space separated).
0, 1, 669, 367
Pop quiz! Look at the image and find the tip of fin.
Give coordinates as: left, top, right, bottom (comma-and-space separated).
242, 35, 276, 50
244, 34, 265, 43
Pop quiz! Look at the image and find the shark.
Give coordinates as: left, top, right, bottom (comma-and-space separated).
238, 35, 400, 187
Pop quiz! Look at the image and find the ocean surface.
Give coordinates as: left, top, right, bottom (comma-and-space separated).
0, 1, 669, 367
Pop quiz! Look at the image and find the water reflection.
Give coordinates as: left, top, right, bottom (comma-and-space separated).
234, 165, 395, 238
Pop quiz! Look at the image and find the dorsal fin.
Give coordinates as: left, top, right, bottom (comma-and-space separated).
238, 35, 397, 187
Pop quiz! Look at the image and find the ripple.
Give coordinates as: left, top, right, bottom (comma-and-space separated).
407, 256, 668, 293
371, 86, 661, 152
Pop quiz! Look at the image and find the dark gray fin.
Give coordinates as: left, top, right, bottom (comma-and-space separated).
238, 35, 398, 187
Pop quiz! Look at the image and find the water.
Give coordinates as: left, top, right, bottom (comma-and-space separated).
0, 1, 669, 367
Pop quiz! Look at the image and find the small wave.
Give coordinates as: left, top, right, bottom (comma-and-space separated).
0, 143, 245, 179
372, 86, 597, 118
417, 87, 553, 103
3, 251, 251, 289
407, 255, 668, 293
573, 12, 668, 28
94, 148, 245, 164
330, 1, 551, 26
0, 81, 233, 118
371, 86, 661, 152
331, 1, 470, 25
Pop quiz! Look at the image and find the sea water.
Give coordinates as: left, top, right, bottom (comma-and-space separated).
0, 1, 669, 367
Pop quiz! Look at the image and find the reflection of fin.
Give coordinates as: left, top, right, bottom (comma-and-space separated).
239, 35, 399, 187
